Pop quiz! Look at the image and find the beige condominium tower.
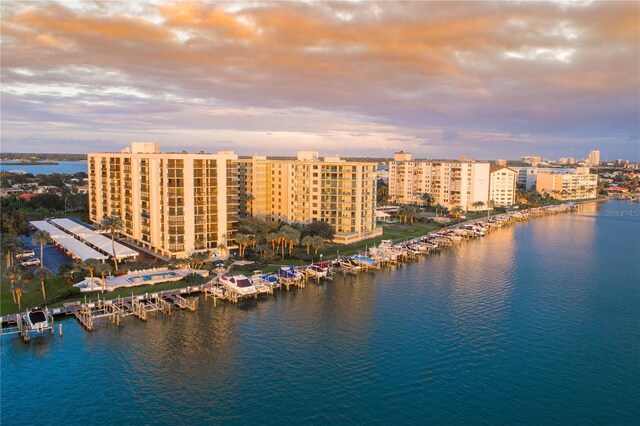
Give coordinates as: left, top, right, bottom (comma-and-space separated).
88, 142, 238, 259
237, 151, 382, 244
389, 152, 490, 211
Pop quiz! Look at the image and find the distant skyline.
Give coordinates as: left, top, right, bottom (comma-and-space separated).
1, 1, 639, 160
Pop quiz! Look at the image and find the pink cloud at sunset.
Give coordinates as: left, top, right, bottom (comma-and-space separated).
1, 1, 638, 159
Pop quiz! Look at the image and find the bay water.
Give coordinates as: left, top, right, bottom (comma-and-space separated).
1, 200, 639, 424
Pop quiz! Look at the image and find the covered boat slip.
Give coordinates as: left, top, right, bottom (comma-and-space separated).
50, 218, 138, 261
30, 221, 108, 261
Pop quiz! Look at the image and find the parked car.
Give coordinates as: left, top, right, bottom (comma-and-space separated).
20, 257, 41, 267
15, 249, 36, 259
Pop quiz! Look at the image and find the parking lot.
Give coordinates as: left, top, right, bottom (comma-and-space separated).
19, 234, 73, 273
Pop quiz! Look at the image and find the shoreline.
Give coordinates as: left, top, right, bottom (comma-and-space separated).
0, 203, 577, 332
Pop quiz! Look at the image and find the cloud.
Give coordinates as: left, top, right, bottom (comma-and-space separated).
1, 1, 638, 159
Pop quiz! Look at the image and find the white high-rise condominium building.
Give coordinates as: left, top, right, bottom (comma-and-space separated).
236, 151, 381, 244
88, 143, 238, 259
587, 150, 600, 166
489, 166, 518, 206
389, 152, 490, 211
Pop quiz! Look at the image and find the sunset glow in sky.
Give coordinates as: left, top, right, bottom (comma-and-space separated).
1, 1, 639, 159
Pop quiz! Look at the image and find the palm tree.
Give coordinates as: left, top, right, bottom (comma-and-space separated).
94, 262, 113, 293
58, 262, 79, 284
31, 229, 53, 267
32, 267, 53, 299
99, 215, 123, 273
421, 193, 434, 207
3, 264, 23, 304
81, 258, 101, 292
472, 201, 485, 211
216, 242, 227, 259
450, 206, 465, 222
301, 235, 314, 254
487, 199, 495, 218
434, 203, 444, 218
1, 233, 23, 267
311, 236, 325, 255
285, 227, 301, 257
235, 233, 251, 258
267, 232, 279, 251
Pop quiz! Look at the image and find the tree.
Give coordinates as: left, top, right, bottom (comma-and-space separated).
32, 229, 53, 267
301, 220, 335, 240
398, 205, 417, 224
99, 215, 123, 273
238, 216, 278, 239
267, 232, 279, 251
80, 258, 101, 292
1, 233, 23, 267
472, 201, 485, 211
450, 206, 465, 221
216, 240, 227, 259
1, 209, 29, 235
3, 264, 23, 304
286, 227, 300, 257
311, 235, 325, 255
235, 233, 251, 258
32, 267, 53, 299
301, 235, 314, 254
186, 251, 209, 270
376, 180, 389, 205
421, 193, 434, 207
94, 262, 113, 293
59, 262, 79, 284
434, 204, 444, 217
487, 199, 495, 218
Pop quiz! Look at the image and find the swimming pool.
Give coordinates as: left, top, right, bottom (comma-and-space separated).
127, 271, 181, 284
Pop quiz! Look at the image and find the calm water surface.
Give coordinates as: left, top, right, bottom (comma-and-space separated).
2, 201, 639, 425
0, 161, 87, 175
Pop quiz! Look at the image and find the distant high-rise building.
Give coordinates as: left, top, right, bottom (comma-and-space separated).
495, 159, 507, 166
521, 156, 542, 166
558, 157, 576, 165
587, 150, 600, 166
389, 153, 490, 211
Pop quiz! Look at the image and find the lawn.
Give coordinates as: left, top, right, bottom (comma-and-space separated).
1, 268, 78, 316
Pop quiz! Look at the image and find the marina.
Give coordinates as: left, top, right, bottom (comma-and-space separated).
1, 204, 576, 340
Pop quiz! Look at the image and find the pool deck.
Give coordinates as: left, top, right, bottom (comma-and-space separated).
75, 268, 209, 293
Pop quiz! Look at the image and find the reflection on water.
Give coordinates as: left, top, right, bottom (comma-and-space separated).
2, 201, 639, 424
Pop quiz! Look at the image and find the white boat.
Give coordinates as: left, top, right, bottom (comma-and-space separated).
305, 264, 329, 279
220, 275, 257, 296
27, 307, 51, 332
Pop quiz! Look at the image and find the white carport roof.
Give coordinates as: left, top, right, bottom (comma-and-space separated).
50, 218, 138, 260
30, 221, 108, 261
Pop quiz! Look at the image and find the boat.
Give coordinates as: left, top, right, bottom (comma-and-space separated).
305, 264, 329, 279
219, 275, 257, 296
27, 307, 51, 332
277, 266, 303, 281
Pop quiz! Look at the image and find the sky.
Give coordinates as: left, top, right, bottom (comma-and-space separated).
1, 1, 639, 160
